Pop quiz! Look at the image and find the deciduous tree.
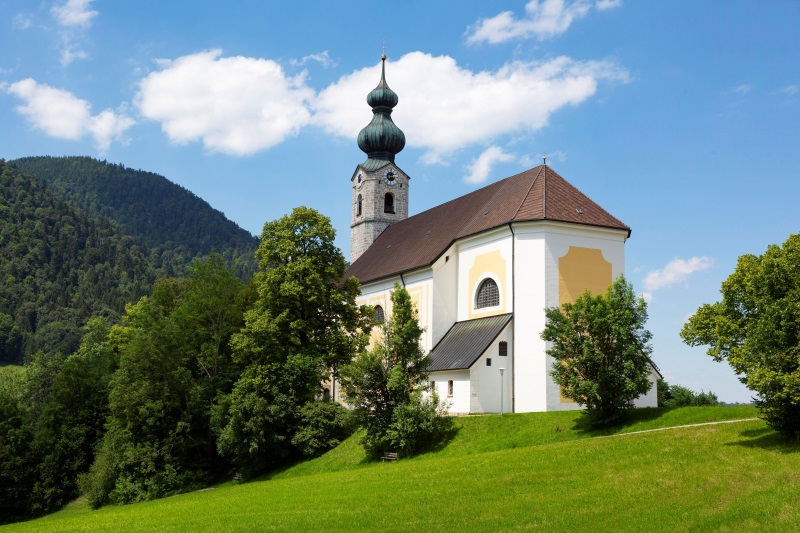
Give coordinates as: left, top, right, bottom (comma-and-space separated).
542, 276, 654, 426
681, 233, 800, 437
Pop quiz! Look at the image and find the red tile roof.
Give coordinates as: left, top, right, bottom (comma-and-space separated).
346, 165, 629, 284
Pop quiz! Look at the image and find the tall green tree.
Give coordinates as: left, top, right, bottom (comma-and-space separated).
341, 284, 449, 458
542, 276, 654, 426
681, 233, 800, 437
83, 256, 247, 507
217, 207, 368, 477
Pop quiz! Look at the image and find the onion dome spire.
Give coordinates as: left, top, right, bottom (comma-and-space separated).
357, 54, 406, 166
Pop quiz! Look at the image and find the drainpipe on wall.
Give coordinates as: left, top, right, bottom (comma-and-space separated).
508, 222, 516, 413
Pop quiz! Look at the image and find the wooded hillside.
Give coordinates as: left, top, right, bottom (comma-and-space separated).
0, 160, 157, 363
11, 156, 258, 278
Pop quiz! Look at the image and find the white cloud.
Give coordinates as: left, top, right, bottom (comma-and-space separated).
595, 0, 622, 10
4, 78, 134, 150
315, 52, 628, 164
51, 0, 98, 28
60, 43, 88, 66
290, 51, 337, 69
463, 146, 515, 184
50, 0, 97, 66
639, 292, 653, 304
13, 13, 32, 30
466, 0, 593, 44
642, 257, 713, 291
729, 84, 752, 95
135, 50, 314, 156
779, 85, 800, 96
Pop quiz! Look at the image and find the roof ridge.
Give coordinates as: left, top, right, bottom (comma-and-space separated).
512, 165, 543, 221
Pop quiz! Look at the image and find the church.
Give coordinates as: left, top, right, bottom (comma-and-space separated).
343, 56, 660, 414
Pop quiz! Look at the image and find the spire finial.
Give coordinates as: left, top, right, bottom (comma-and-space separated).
543, 152, 547, 166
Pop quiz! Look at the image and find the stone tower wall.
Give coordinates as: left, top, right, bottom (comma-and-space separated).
350, 165, 409, 263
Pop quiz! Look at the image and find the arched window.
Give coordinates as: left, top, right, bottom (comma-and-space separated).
357, 194, 363, 217
384, 193, 395, 214
475, 278, 500, 309
373, 305, 385, 324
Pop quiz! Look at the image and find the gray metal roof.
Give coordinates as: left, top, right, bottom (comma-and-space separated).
428, 314, 513, 372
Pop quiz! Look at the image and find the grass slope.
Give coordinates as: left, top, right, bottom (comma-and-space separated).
8, 406, 800, 532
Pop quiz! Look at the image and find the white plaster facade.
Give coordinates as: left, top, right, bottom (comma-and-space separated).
354, 220, 660, 414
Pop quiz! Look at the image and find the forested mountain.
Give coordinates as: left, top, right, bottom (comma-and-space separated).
0, 160, 157, 363
11, 156, 258, 278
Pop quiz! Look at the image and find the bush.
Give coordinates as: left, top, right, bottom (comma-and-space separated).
291, 401, 356, 458
385, 392, 452, 458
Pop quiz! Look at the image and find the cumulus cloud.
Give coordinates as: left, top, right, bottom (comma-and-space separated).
466, 0, 595, 44
639, 291, 653, 304
642, 257, 713, 292
463, 146, 515, 184
4, 78, 134, 149
135, 50, 314, 155
51, 0, 98, 28
290, 51, 337, 69
315, 52, 628, 164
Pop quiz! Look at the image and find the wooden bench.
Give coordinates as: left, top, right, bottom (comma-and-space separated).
381, 452, 399, 462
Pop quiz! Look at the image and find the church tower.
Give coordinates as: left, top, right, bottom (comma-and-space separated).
350, 54, 409, 263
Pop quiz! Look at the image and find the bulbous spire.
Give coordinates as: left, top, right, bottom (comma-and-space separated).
357, 55, 405, 164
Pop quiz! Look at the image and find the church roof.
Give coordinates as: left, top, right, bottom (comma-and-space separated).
428, 314, 513, 371
346, 165, 630, 284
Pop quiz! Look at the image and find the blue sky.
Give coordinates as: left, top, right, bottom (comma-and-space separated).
1, 0, 798, 402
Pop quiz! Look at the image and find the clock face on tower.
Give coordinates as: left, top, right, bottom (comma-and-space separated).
356, 173, 363, 187
383, 168, 397, 185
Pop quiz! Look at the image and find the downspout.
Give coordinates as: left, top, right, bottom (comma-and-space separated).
508, 222, 516, 413
400, 272, 406, 287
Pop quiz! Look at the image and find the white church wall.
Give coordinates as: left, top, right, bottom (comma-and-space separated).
510, 225, 548, 412
431, 370, 471, 414
431, 244, 459, 348
468, 323, 513, 413
456, 228, 513, 322
402, 269, 433, 352
632, 367, 660, 408
542, 223, 628, 411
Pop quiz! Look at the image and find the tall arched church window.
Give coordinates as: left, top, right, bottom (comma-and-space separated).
373, 305, 385, 324
475, 278, 500, 309
384, 193, 395, 214
357, 194, 363, 217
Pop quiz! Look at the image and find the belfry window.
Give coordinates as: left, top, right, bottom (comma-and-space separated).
384, 193, 395, 214
357, 194, 363, 217
499, 341, 508, 357
475, 278, 500, 309
373, 305, 385, 324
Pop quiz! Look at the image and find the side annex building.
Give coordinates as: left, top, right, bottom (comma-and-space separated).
343, 56, 659, 414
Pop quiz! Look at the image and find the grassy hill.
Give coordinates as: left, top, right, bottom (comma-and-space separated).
8, 406, 799, 532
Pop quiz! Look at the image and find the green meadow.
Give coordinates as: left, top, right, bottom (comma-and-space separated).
6, 406, 800, 532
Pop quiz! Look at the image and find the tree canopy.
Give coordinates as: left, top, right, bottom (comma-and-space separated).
216, 207, 367, 477
541, 276, 654, 426
681, 233, 800, 436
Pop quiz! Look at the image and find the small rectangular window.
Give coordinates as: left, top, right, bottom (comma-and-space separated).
447, 380, 454, 397
486, 358, 492, 367
499, 341, 508, 357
